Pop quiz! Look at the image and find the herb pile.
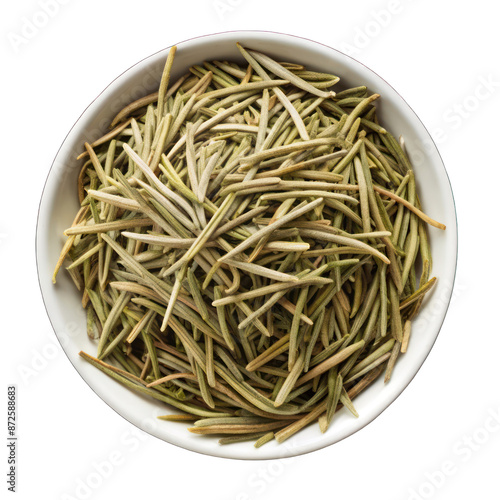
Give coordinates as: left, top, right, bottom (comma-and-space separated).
53, 44, 445, 446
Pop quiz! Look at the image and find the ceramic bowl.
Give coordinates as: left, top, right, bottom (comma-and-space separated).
36, 31, 457, 460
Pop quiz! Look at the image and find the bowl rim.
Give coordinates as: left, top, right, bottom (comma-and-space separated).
36, 29, 458, 460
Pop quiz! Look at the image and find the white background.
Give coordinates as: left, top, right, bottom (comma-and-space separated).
2, 1, 499, 499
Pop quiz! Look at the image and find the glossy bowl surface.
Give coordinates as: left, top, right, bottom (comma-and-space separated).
37, 31, 457, 460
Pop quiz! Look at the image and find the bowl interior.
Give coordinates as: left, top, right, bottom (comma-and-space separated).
37, 31, 457, 460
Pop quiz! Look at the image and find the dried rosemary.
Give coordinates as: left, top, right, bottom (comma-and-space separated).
53, 43, 446, 448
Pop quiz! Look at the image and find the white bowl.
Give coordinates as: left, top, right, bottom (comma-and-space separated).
36, 31, 457, 460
